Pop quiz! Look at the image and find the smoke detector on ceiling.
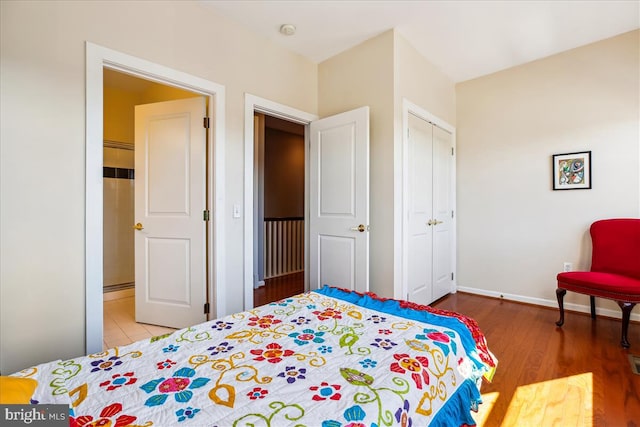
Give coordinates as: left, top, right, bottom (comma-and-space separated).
279, 24, 296, 36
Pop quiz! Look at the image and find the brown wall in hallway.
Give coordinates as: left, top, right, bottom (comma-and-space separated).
264, 128, 304, 218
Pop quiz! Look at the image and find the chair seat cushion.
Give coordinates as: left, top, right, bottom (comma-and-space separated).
557, 271, 640, 302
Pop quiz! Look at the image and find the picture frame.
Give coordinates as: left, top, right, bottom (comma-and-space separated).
552, 151, 591, 190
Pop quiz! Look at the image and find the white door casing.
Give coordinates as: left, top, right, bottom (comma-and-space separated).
404, 104, 455, 305
243, 95, 318, 310
86, 42, 225, 355
134, 97, 207, 328
309, 107, 370, 292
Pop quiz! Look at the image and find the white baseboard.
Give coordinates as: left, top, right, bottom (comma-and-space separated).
103, 288, 134, 301
456, 286, 640, 323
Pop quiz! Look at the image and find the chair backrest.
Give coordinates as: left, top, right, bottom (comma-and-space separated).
590, 218, 640, 280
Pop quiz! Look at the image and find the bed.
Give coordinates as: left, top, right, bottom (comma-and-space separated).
9, 286, 496, 426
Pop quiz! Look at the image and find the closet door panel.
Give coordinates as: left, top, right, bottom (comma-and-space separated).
404, 113, 454, 304
406, 114, 433, 304
432, 126, 453, 301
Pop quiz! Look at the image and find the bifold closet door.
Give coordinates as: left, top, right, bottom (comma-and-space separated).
406, 114, 453, 304
406, 114, 434, 304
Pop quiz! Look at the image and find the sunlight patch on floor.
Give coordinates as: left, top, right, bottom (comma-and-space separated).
502, 373, 593, 426
471, 391, 499, 426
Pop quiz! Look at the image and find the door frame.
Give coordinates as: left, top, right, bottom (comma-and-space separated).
401, 98, 457, 301
243, 94, 317, 309
86, 42, 226, 355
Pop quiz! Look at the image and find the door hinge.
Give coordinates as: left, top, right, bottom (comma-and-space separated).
451, 210, 454, 219
451, 147, 454, 156
203, 117, 210, 129
203, 210, 210, 221
204, 303, 210, 315
451, 272, 454, 281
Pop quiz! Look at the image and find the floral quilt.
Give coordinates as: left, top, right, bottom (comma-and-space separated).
13, 286, 496, 427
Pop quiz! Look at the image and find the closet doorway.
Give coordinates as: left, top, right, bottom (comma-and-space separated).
253, 113, 305, 306
402, 100, 457, 306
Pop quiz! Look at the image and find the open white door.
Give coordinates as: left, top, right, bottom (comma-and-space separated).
309, 107, 370, 292
134, 97, 207, 328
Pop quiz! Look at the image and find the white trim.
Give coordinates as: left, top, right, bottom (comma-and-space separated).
400, 99, 457, 302
457, 286, 640, 322
243, 94, 317, 310
85, 42, 226, 355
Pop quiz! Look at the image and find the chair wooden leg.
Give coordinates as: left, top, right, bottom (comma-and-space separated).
556, 288, 567, 326
617, 301, 636, 348
590, 296, 596, 319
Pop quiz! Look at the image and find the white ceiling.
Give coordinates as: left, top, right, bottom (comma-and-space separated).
203, 0, 639, 83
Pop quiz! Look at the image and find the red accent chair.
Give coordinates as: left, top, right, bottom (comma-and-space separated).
556, 218, 640, 348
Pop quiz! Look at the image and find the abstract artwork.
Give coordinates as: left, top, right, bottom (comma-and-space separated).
552, 151, 591, 190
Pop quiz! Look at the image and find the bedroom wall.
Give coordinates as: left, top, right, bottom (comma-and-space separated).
394, 33, 456, 126
456, 30, 640, 318
318, 31, 395, 298
0, 0, 317, 374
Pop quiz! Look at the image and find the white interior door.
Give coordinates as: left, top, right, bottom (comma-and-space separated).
134, 97, 207, 328
406, 114, 434, 304
431, 125, 453, 301
309, 107, 369, 292
405, 114, 453, 304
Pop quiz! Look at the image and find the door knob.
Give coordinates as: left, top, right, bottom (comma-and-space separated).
133, 222, 144, 230
350, 224, 367, 232
427, 219, 443, 226
434, 220, 443, 225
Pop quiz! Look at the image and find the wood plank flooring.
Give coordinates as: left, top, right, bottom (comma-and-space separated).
432, 292, 640, 426
254, 272, 304, 307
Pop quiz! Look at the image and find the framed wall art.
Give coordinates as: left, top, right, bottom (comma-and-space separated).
552, 151, 591, 190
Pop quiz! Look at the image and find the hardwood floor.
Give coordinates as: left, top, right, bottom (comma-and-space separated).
432, 292, 640, 426
253, 272, 305, 307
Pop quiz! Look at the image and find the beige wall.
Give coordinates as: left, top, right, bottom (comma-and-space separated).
0, 0, 317, 374
395, 33, 456, 126
318, 31, 396, 297
456, 30, 640, 315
